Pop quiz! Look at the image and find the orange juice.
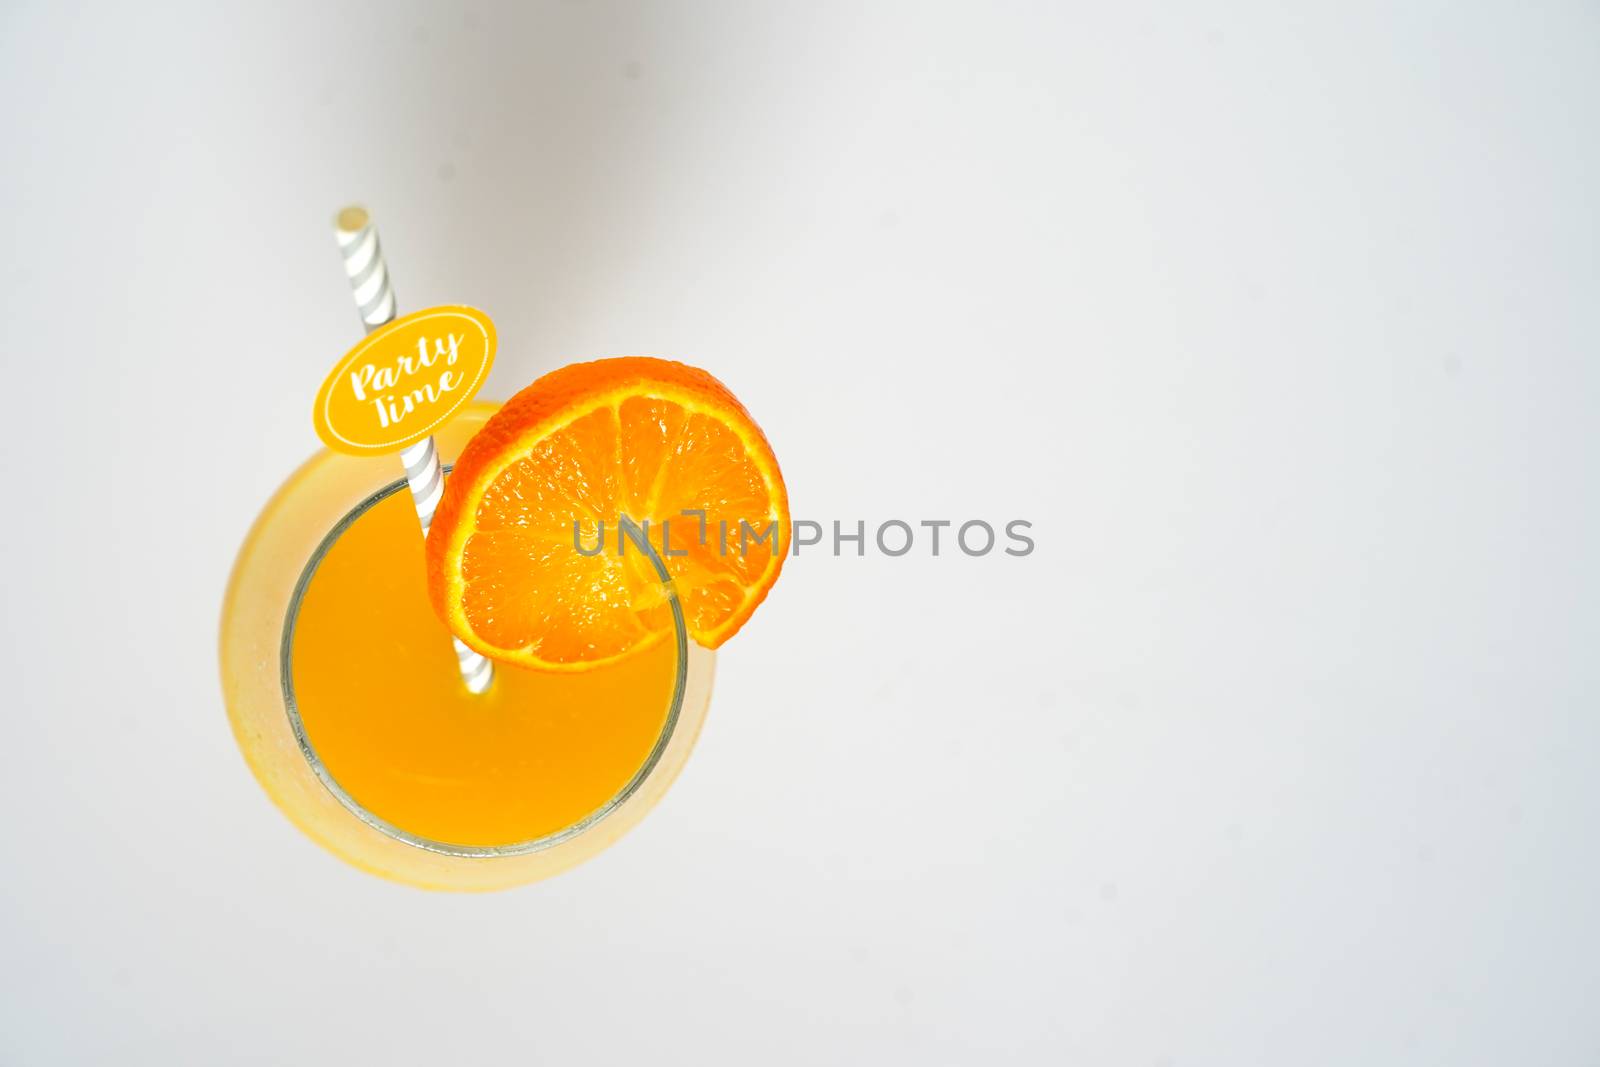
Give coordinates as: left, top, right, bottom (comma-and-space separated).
220, 405, 715, 891
289, 486, 680, 848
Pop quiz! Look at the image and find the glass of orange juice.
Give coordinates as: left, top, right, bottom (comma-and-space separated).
219, 403, 715, 891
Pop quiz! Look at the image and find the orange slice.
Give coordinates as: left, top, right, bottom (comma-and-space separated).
426, 357, 789, 671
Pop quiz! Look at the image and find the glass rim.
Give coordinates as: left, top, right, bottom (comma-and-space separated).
277, 470, 690, 859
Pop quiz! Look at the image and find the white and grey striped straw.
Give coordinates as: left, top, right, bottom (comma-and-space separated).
334, 206, 494, 695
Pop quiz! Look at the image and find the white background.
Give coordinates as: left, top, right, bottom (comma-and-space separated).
2, 2, 1596, 1063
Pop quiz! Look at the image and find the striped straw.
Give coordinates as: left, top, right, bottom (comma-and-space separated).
334, 206, 494, 695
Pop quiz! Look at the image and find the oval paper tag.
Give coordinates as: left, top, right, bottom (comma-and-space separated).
314, 305, 496, 456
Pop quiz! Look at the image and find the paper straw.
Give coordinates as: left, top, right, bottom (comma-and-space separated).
334, 206, 494, 694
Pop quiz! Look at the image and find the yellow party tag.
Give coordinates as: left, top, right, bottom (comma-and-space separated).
313, 305, 496, 456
